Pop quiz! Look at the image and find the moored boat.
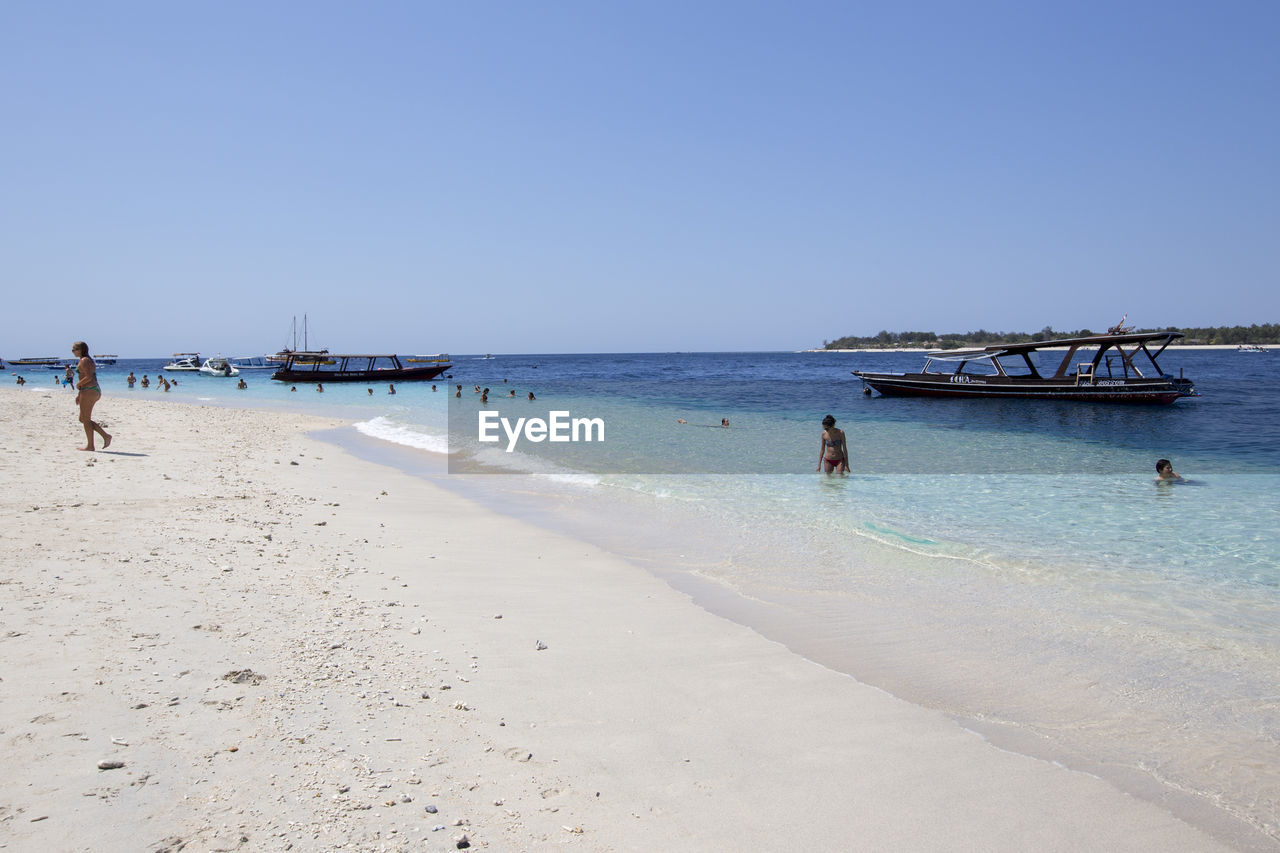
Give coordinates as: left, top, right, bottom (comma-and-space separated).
10, 357, 64, 368
270, 351, 451, 383
163, 353, 202, 371
853, 331, 1198, 404
93, 354, 118, 365
199, 356, 240, 377
229, 355, 277, 370
270, 314, 326, 363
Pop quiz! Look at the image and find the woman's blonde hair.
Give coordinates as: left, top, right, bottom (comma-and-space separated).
72, 341, 89, 356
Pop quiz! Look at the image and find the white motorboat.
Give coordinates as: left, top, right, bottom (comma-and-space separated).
199, 356, 240, 377
230, 355, 277, 370
163, 353, 202, 371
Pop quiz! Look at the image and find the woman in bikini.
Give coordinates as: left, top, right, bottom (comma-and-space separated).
71, 341, 111, 451
817, 414, 848, 474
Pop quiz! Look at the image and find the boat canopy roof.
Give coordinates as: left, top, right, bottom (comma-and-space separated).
284, 350, 405, 359
927, 331, 1183, 360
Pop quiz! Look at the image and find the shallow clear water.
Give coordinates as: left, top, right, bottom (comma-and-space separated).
46, 350, 1280, 845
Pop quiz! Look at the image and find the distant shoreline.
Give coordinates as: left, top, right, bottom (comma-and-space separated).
803, 344, 1269, 353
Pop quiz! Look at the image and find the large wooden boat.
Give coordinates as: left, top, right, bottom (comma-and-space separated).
853, 331, 1198, 404
270, 351, 452, 383
10, 357, 64, 367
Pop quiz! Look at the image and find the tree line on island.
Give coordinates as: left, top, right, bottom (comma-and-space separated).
822, 323, 1280, 350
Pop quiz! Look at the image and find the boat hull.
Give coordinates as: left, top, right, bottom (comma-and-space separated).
11, 358, 62, 366
200, 361, 240, 377
854, 373, 1196, 404
271, 364, 450, 383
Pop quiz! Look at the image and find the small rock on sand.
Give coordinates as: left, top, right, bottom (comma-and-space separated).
222, 669, 267, 685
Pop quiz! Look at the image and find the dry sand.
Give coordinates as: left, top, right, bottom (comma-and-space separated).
0, 386, 1239, 851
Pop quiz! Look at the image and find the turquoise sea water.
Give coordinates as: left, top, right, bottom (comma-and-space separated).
32, 351, 1280, 847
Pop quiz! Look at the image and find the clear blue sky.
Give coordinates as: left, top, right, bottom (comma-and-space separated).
3, 1, 1277, 356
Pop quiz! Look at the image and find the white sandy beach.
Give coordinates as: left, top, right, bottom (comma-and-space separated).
0, 386, 1244, 852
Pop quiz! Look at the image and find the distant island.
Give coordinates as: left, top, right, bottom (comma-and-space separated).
822, 323, 1280, 350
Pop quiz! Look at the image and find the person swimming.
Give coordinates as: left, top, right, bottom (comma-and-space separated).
1155, 458, 1182, 481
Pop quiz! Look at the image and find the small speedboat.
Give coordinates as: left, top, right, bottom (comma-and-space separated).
163, 353, 202, 371
199, 356, 240, 377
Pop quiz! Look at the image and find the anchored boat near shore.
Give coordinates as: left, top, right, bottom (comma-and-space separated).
230, 355, 277, 370
199, 356, 240, 377
270, 351, 451, 383
163, 353, 202, 372
9, 357, 64, 368
853, 331, 1198, 404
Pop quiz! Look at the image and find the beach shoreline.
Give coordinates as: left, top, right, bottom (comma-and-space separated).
0, 385, 1257, 851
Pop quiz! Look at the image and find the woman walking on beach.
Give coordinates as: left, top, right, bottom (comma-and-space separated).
71, 341, 111, 451
817, 414, 848, 474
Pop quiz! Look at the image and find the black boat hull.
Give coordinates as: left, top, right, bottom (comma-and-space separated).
271, 363, 450, 383
854, 373, 1196, 404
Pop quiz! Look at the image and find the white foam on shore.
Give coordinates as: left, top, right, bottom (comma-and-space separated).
355, 415, 450, 454
544, 472, 603, 487
469, 443, 602, 485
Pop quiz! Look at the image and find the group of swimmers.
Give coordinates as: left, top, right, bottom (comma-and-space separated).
123, 371, 173, 391
457, 384, 536, 403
